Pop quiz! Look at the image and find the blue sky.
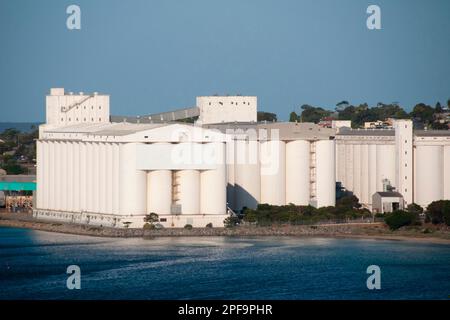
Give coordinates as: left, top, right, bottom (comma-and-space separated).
1, 0, 449, 121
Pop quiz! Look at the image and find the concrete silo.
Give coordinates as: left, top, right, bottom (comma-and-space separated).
285, 140, 310, 205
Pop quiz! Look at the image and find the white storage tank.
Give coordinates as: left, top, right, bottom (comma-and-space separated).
177, 170, 200, 215
315, 139, 336, 207
147, 170, 172, 215
415, 145, 443, 207
285, 140, 310, 205
146, 143, 173, 215
260, 140, 286, 205
444, 145, 450, 200
352, 144, 362, 202
234, 139, 261, 210
368, 144, 377, 207
200, 142, 226, 215
119, 143, 147, 215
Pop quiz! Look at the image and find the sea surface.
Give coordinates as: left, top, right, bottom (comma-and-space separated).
0, 227, 449, 300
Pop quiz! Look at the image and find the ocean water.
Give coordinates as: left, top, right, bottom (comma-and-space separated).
0, 227, 449, 300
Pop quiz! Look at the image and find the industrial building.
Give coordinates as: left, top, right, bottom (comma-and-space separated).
34, 88, 335, 228
33, 88, 450, 228
335, 121, 450, 210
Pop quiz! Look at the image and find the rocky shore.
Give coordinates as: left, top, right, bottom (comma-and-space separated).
1, 211, 449, 243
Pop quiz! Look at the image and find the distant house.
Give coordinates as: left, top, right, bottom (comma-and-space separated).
372, 192, 404, 214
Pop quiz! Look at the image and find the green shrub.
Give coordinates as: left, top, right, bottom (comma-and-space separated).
426, 200, 450, 225
224, 216, 240, 228
384, 210, 416, 230
184, 224, 193, 230
143, 223, 155, 230
205, 223, 213, 228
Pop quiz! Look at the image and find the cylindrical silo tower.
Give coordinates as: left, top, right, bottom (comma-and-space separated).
177, 169, 200, 215
352, 144, 362, 202
200, 142, 226, 215
119, 143, 147, 215
260, 140, 286, 205
444, 145, 450, 200
285, 140, 310, 205
147, 170, 173, 215
368, 144, 377, 207
315, 139, 336, 207
146, 143, 173, 215
415, 145, 443, 208
235, 139, 260, 210
360, 144, 369, 206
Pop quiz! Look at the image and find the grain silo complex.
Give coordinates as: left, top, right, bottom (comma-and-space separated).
33, 88, 450, 228
34, 88, 335, 228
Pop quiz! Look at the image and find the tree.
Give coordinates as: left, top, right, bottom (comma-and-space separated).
144, 212, 159, 225
300, 105, 331, 123
406, 203, 423, 215
435, 102, 443, 113
384, 210, 416, 230
257, 112, 277, 122
224, 216, 240, 228
410, 103, 434, 124
426, 200, 450, 225
289, 111, 299, 122
430, 122, 449, 130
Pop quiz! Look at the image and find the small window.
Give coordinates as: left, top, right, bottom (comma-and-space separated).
84, 106, 86, 109
99, 118, 101, 121
144, 136, 148, 139
160, 218, 167, 222
91, 106, 94, 110
99, 106, 102, 110
61, 118, 64, 121
84, 118, 86, 122
91, 118, 94, 121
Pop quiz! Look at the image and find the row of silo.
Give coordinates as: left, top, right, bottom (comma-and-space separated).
228, 139, 335, 210
335, 142, 396, 207
36, 140, 122, 215
37, 140, 226, 217
122, 141, 227, 216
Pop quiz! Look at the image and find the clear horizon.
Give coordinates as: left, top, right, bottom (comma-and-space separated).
1, 0, 449, 122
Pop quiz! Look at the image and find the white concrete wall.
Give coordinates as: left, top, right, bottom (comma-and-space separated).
197, 96, 257, 124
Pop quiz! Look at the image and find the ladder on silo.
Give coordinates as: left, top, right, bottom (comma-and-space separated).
172, 171, 181, 202
309, 140, 317, 203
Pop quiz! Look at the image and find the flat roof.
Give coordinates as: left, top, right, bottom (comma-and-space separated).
375, 191, 403, 197
337, 128, 395, 136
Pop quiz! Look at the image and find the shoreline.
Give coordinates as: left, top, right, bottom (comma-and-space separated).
1, 214, 450, 244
